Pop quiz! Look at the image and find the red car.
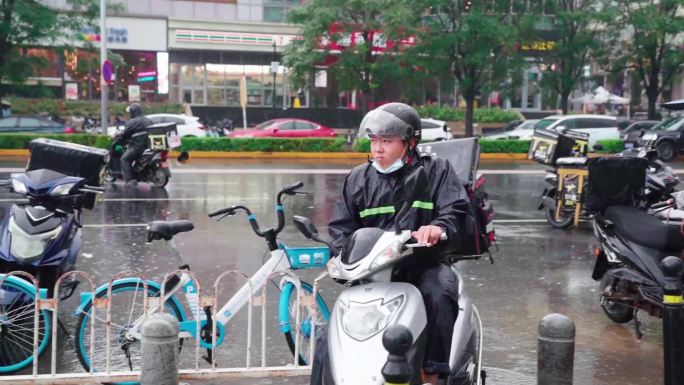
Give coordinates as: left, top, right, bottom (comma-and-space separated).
229, 118, 337, 138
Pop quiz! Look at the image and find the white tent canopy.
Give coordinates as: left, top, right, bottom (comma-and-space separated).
571, 86, 629, 104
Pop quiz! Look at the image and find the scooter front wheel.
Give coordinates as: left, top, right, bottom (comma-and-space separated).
279, 281, 330, 365
545, 208, 574, 229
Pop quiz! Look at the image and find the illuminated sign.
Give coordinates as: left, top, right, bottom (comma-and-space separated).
157, 52, 169, 94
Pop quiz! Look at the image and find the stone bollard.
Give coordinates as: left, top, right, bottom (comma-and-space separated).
140, 312, 180, 385
538, 313, 575, 385
381, 324, 413, 385
661, 256, 684, 385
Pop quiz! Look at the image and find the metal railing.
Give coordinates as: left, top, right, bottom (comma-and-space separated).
0, 268, 320, 384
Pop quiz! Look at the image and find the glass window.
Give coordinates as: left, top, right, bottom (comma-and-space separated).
279, 121, 295, 130
422, 121, 439, 129
574, 118, 595, 129
194, 89, 205, 104
264, 6, 284, 22
559, 119, 576, 129
534, 118, 558, 129
597, 119, 616, 128
226, 88, 239, 106
255, 120, 278, 130
170, 63, 180, 86
180, 65, 195, 86
0, 118, 17, 128
149, 116, 164, 124
295, 121, 315, 130
208, 88, 225, 106
40, 119, 60, 127
18, 118, 40, 128
166, 117, 185, 125
207, 64, 226, 86
247, 88, 262, 106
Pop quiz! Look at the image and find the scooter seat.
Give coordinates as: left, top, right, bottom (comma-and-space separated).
147, 220, 194, 241
556, 157, 588, 166
605, 206, 684, 252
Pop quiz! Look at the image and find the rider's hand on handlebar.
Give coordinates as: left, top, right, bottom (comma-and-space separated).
411, 225, 444, 246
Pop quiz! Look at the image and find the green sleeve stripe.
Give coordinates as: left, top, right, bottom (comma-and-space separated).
412, 201, 434, 210
359, 206, 396, 218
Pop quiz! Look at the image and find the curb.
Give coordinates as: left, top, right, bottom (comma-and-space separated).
0, 149, 532, 160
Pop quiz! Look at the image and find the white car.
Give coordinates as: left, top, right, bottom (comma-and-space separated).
535, 114, 618, 147
485, 119, 540, 140
107, 114, 207, 138
420, 118, 453, 141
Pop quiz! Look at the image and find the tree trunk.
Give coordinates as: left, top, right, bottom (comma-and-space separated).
647, 91, 658, 120
465, 96, 475, 137
560, 90, 571, 115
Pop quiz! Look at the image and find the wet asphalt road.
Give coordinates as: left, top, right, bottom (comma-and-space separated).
0, 156, 677, 385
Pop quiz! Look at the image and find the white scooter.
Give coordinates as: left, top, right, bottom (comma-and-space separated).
295, 166, 485, 385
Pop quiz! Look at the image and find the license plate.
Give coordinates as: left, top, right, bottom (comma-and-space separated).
624, 142, 633, 149
161, 162, 168, 167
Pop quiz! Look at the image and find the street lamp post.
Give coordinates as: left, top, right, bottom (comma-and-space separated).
271, 42, 278, 109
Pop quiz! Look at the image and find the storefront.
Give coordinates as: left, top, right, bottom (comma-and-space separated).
167, 19, 301, 108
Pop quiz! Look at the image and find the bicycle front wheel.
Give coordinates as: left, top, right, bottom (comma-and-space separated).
0, 274, 51, 373
74, 280, 184, 384
279, 281, 329, 365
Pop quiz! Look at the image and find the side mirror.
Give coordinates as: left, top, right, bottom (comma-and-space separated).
293, 215, 319, 240
593, 144, 604, 151
177, 151, 190, 163
272, 128, 280, 133
638, 129, 646, 138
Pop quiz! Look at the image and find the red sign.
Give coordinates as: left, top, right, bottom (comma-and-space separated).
318, 23, 416, 55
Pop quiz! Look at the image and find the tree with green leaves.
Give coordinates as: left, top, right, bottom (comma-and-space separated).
609, 0, 684, 119
0, 0, 106, 99
529, 0, 608, 114
416, 0, 531, 136
284, 0, 417, 112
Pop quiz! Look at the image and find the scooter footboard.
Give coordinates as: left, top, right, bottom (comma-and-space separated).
328, 282, 427, 385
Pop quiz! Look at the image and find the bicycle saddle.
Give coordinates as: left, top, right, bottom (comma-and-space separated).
147, 220, 194, 241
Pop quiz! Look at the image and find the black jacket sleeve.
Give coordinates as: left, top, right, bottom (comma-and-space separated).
121, 118, 140, 141
328, 170, 362, 254
428, 159, 470, 254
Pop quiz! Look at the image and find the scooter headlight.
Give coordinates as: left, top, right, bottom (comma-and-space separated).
11, 179, 27, 194
8, 217, 62, 262
338, 295, 404, 341
369, 241, 402, 271
50, 183, 76, 196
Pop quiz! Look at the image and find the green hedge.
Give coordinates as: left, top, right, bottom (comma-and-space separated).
480, 140, 531, 153
595, 139, 624, 154
355, 138, 530, 153
415, 105, 523, 123
6, 97, 183, 118
180, 137, 347, 152
0, 134, 111, 149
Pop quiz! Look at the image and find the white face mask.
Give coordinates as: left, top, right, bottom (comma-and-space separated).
372, 143, 408, 174
372, 157, 404, 174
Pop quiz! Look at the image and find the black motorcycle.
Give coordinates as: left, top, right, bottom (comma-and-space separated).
104, 136, 189, 188
592, 205, 684, 337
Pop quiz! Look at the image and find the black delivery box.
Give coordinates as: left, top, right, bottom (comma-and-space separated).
527, 128, 589, 165
27, 138, 108, 209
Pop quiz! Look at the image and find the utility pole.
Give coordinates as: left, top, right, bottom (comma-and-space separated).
100, 0, 108, 133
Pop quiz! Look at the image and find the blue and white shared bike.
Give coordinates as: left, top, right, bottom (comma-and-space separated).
72, 181, 331, 377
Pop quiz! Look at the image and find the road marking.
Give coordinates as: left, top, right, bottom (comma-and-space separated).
494, 219, 548, 223
0, 197, 268, 203
0, 167, 684, 176
84, 223, 148, 228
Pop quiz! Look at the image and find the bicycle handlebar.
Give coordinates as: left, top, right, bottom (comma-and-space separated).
209, 181, 308, 239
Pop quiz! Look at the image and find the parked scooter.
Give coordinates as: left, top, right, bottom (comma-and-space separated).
592, 205, 684, 337
0, 169, 104, 297
540, 145, 679, 228
296, 166, 484, 385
